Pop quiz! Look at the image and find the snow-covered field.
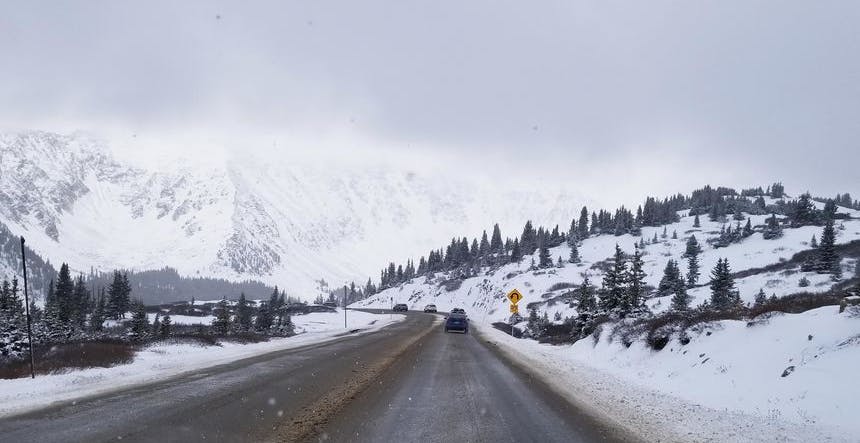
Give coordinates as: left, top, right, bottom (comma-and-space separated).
0, 310, 403, 418
353, 202, 860, 441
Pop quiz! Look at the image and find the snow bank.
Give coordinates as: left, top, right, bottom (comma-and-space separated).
475, 312, 858, 442
0, 309, 403, 418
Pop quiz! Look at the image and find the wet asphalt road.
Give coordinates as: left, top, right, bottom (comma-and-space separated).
0, 311, 634, 443
316, 315, 628, 443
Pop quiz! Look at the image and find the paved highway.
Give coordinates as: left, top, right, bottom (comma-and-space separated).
0, 311, 635, 442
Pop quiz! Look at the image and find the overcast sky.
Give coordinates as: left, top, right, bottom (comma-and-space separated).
1, 1, 858, 207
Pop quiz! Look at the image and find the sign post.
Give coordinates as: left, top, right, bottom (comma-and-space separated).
506, 289, 523, 338
20, 237, 35, 379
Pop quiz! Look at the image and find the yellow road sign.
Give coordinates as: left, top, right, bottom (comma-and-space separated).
509, 304, 519, 314
507, 289, 523, 305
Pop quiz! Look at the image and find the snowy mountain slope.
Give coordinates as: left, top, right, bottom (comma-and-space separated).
0, 130, 590, 298
352, 201, 860, 439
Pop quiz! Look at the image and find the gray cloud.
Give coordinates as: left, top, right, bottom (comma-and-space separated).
1, 1, 858, 205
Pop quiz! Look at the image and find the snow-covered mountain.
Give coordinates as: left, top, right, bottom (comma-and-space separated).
0, 130, 590, 298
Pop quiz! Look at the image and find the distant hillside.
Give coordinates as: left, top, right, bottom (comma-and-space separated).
85, 267, 276, 305
0, 220, 56, 298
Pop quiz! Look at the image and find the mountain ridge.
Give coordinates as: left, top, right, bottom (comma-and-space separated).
0, 130, 591, 298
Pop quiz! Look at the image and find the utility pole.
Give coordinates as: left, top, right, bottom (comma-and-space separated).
343, 291, 347, 329
20, 237, 35, 379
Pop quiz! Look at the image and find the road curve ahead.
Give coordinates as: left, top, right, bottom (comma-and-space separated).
314, 314, 632, 443
0, 311, 634, 443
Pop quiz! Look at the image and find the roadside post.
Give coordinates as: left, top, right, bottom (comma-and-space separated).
20, 237, 36, 379
506, 289, 523, 338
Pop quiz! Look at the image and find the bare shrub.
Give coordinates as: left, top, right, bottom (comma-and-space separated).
0, 340, 137, 379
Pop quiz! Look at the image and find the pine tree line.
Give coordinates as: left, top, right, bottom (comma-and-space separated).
373, 182, 800, 291
0, 276, 27, 359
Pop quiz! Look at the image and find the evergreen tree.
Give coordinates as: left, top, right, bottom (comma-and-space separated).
121, 273, 132, 315
71, 276, 90, 328
810, 234, 818, 248
567, 218, 577, 247
255, 302, 273, 332
509, 239, 522, 263
55, 263, 74, 324
578, 206, 589, 239
576, 275, 596, 314
670, 281, 690, 311
693, 214, 701, 228
817, 218, 840, 278
658, 260, 682, 296
107, 270, 131, 319
686, 254, 700, 288
273, 310, 295, 336
42, 280, 62, 337
537, 236, 552, 268
625, 245, 647, 312
269, 286, 280, 311
599, 244, 627, 313
479, 230, 491, 257
709, 258, 737, 310
568, 241, 580, 264
129, 301, 150, 340
823, 199, 838, 220
212, 299, 231, 335
90, 292, 105, 332
684, 235, 703, 258
762, 214, 783, 239
490, 224, 504, 253
160, 314, 172, 337
671, 230, 678, 240
743, 218, 753, 238
0, 278, 26, 359
754, 289, 767, 307
151, 313, 161, 335
798, 276, 810, 287
520, 221, 537, 255
0, 279, 9, 313
527, 307, 539, 333
770, 182, 785, 198
790, 193, 817, 227
661, 226, 668, 239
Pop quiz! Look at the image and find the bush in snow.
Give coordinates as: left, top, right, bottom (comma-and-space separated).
762, 214, 783, 240
798, 276, 810, 287
211, 299, 232, 335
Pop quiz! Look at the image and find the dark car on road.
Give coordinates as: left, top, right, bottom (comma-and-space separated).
444, 313, 469, 333
423, 304, 437, 313
450, 307, 465, 315
392, 303, 408, 312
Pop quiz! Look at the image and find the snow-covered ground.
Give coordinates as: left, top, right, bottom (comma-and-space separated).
476, 317, 858, 442
353, 202, 860, 441
0, 309, 403, 418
